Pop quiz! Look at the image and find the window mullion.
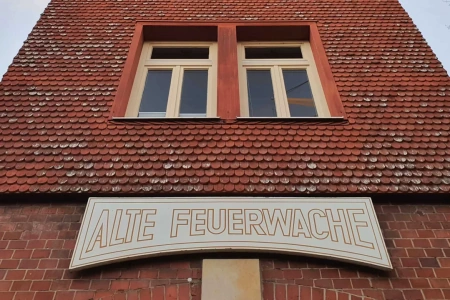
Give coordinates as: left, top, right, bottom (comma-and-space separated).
166, 66, 182, 117
277, 66, 290, 118
272, 66, 288, 117
238, 44, 250, 117
206, 66, 215, 117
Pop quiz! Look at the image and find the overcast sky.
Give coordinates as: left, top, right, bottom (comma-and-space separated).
0, 0, 449, 80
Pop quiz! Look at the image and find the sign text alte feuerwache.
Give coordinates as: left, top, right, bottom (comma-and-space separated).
70, 197, 391, 270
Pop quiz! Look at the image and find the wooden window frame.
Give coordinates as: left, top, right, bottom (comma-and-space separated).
238, 41, 330, 118
125, 42, 217, 118
110, 22, 344, 120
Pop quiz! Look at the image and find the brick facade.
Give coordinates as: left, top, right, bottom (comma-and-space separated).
1, 0, 449, 299
0, 201, 449, 299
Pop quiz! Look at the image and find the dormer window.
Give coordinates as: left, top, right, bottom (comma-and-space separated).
125, 42, 217, 118
238, 42, 330, 118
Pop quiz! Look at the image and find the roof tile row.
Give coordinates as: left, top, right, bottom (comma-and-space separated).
0, 0, 449, 195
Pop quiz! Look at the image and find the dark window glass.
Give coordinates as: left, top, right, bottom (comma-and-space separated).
246, 70, 277, 117
245, 47, 302, 59
138, 70, 172, 117
151, 47, 209, 59
282, 69, 318, 117
179, 70, 208, 117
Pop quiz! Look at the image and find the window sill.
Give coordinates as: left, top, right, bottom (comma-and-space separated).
236, 117, 346, 122
112, 117, 221, 121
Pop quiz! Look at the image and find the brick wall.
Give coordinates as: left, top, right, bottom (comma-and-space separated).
0, 202, 449, 300
262, 204, 450, 300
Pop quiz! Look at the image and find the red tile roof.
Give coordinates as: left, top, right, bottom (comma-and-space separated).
0, 0, 449, 194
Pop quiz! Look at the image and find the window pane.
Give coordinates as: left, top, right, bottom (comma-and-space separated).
179, 70, 208, 117
245, 47, 302, 59
247, 70, 277, 117
282, 70, 318, 117
138, 70, 172, 117
151, 47, 209, 59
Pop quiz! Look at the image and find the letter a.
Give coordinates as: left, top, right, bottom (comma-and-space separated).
86, 209, 109, 253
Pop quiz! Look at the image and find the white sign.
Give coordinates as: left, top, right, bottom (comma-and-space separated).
70, 197, 392, 270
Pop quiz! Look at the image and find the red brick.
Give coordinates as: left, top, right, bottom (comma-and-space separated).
325, 290, 337, 300
415, 268, 435, 278
435, 268, 450, 278
128, 280, 147, 290
127, 290, 139, 300
55, 290, 76, 300
13, 249, 32, 259
70, 280, 91, 290
422, 289, 444, 299
351, 279, 370, 289
302, 269, 320, 279
152, 286, 165, 299
191, 283, 201, 300
24, 270, 45, 280
166, 285, 177, 300
275, 284, 286, 300
410, 278, 431, 288
139, 289, 151, 300
32, 250, 51, 259
396, 268, 416, 278
95, 290, 114, 298
403, 290, 424, 300
18, 259, 39, 269
179, 284, 190, 300
439, 258, 450, 267
120, 269, 139, 279
43, 270, 64, 280
0, 281, 12, 291
170, 261, 191, 269
0, 250, 14, 259
300, 286, 311, 300
159, 269, 177, 279
177, 269, 193, 279
311, 287, 324, 300
283, 269, 302, 280
37, 259, 58, 269
30, 281, 51, 291
5, 270, 25, 280
391, 279, 411, 289
401, 258, 421, 268
429, 278, 450, 288
320, 269, 340, 279
274, 260, 289, 269
383, 289, 404, 300
314, 279, 333, 289
10, 281, 32, 291
263, 269, 284, 280
337, 292, 349, 300
370, 278, 392, 289
412, 239, 432, 248
3, 232, 22, 240
0, 260, 20, 269
332, 279, 352, 289
263, 282, 274, 300
140, 270, 158, 279
13, 292, 34, 300
110, 280, 130, 290
113, 292, 127, 300
74, 291, 95, 300
287, 285, 299, 300
50, 280, 71, 290
34, 291, 55, 300
7, 241, 27, 249
0, 292, 14, 300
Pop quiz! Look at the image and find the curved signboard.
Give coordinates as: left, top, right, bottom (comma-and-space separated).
70, 197, 392, 270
